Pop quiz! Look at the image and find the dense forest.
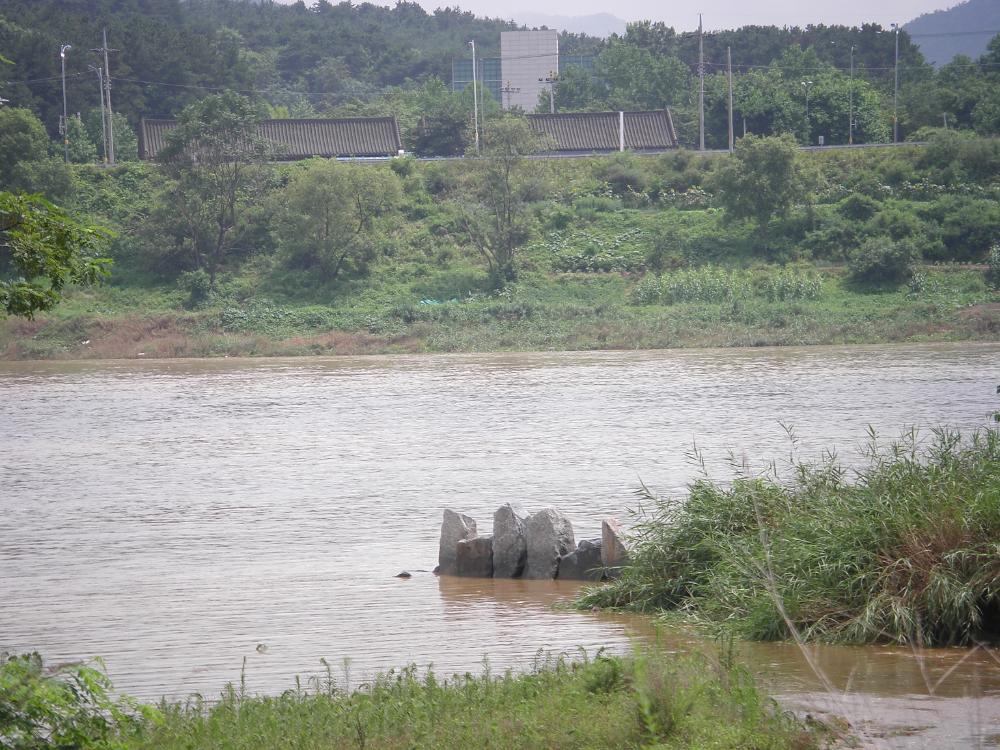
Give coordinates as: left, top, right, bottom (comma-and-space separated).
3, 0, 1000, 155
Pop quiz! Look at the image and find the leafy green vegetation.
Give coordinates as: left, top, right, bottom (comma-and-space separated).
580, 429, 1000, 647
143, 652, 824, 750
0, 649, 825, 750
0, 192, 112, 318
2, 119, 1000, 357
0, 651, 156, 749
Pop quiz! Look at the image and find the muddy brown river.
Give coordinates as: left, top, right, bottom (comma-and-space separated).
2, 343, 999, 748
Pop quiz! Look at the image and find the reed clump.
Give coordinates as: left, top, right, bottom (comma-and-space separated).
580, 429, 1000, 646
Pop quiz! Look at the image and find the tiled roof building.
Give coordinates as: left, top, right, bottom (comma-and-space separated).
139, 117, 403, 160
526, 110, 678, 153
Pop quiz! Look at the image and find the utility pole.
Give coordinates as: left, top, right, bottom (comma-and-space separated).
801, 80, 813, 144
60, 44, 72, 163
88, 64, 108, 162
848, 45, 855, 145
892, 23, 899, 144
726, 46, 734, 152
468, 40, 479, 154
538, 72, 557, 113
92, 29, 117, 164
500, 80, 520, 110
698, 14, 705, 151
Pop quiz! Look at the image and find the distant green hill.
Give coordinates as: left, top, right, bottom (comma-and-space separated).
905, 0, 1000, 65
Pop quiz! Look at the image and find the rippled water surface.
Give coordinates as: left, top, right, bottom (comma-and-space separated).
2, 344, 999, 747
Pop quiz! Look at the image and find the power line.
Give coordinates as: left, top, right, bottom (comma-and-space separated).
2, 72, 86, 85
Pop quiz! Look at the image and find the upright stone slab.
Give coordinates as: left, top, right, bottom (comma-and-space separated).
492, 503, 528, 578
601, 518, 629, 578
455, 535, 493, 578
558, 538, 604, 581
438, 510, 477, 575
524, 508, 575, 579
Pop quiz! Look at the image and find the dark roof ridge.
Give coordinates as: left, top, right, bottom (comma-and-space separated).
528, 109, 669, 118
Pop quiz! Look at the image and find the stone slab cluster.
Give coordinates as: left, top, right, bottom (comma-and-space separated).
437, 505, 629, 581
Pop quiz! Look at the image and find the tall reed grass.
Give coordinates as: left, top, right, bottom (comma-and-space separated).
581, 429, 1000, 646
129, 649, 819, 750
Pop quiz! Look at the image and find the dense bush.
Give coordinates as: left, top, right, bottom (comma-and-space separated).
0, 651, 153, 749
921, 195, 1000, 262
848, 238, 921, 286
594, 153, 650, 197
177, 268, 213, 309
917, 130, 1000, 184
837, 193, 881, 222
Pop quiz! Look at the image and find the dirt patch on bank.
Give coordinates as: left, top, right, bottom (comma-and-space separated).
957, 303, 1000, 335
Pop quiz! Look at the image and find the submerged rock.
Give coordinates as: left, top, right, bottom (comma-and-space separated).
601, 518, 629, 578
558, 538, 604, 581
524, 508, 575, 579
394, 571, 412, 578
439, 510, 477, 576
492, 503, 528, 578
455, 535, 493, 577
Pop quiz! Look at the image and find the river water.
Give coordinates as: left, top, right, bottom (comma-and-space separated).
2, 343, 999, 748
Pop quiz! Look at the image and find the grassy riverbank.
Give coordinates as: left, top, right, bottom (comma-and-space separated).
580, 429, 1000, 647
2, 650, 828, 750
1, 265, 996, 360
4, 134, 1000, 360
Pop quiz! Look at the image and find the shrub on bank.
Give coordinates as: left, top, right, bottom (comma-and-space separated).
847, 238, 920, 287
0, 651, 155, 749
580, 429, 1000, 646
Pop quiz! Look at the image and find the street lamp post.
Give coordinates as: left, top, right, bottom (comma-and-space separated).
801, 80, 813, 144
891, 23, 900, 143
849, 45, 855, 145
468, 40, 479, 154
60, 44, 72, 163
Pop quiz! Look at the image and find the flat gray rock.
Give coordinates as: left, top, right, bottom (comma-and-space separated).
601, 518, 629, 578
439, 509, 477, 576
524, 508, 575, 579
558, 538, 604, 581
455, 535, 493, 578
492, 503, 528, 578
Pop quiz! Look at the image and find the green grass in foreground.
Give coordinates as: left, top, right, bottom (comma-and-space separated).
1, 649, 824, 750
580, 429, 1000, 647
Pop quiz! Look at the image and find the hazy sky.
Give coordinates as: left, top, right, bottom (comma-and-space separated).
278, 0, 959, 30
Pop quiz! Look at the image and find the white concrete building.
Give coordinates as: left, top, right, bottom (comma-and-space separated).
500, 30, 559, 112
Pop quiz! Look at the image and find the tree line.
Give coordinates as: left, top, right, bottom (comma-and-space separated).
3, 0, 1000, 157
